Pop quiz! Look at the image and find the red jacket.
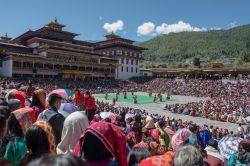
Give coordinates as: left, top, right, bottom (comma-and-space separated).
84, 96, 96, 111
74, 92, 85, 105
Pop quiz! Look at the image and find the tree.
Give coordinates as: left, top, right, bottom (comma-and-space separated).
235, 51, 250, 66
193, 57, 201, 68
239, 51, 250, 62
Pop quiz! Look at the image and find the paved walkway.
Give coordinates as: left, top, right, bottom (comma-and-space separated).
94, 92, 239, 131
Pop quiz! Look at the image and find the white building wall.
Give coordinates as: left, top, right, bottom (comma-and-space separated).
1, 60, 13, 77
116, 57, 140, 80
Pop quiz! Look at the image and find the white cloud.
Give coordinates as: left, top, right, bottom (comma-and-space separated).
137, 22, 155, 36
103, 20, 124, 33
156, 21, 206, 35
99, 16, 103, 21
137, 21, 208, 36
228, 21, 237, 28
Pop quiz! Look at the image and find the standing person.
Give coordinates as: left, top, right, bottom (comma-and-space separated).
159, 94, 163, 102
124, 92, 127, 99
30, 89, 47, 118
153, 95, 157, 102
133, 95, 138, 104
73, 89, 85, 111
84, 91, 96, 122
237, 123, 245, 137
26, 83, 35, 98
37, 93, 65, 145
199, 125, 212, 148
105, 93, 108, 100
166, 90, 171, 100
57, 111, 89, 154
115, 93, 119, 102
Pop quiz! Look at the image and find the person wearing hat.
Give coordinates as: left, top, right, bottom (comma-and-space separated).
84, 91, 96, 121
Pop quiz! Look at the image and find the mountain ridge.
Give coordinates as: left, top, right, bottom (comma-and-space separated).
137, 24, 250, 68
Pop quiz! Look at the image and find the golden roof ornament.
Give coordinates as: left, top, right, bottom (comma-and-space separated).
46, 17, 65, 31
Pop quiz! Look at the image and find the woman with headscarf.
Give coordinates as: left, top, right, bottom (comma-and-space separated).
18, 120, 56, 165
148, 120, 170, 153
142, 116, 155, 132
1, 107, 36, 165
228, 139, 250, 166
30, 89, 47, 117
171, 128, 192, 151
7, 90, 26, 108
57, 111, 89, 154
73, 122, 127, 166
127, 121, 142, 148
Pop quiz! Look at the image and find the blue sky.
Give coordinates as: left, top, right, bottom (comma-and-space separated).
0, 0, 249, 42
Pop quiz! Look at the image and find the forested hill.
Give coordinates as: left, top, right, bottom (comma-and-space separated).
137, 24, 250, 68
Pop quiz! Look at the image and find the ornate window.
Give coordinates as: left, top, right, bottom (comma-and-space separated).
136, 60, 138, 65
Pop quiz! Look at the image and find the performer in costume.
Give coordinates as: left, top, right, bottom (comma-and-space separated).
105, 93, 108, 100
153, 95, 157, 102
133, 95, 137, 104
159, 93, 163, 102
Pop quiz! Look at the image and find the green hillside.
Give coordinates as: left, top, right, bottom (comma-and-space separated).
137, 24, 250, 68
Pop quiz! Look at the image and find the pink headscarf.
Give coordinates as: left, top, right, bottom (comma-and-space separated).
171, 128, 192, 151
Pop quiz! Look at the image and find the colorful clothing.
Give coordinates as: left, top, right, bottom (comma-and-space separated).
84, 96, 96, 111
139, 151, 175, 166
37, 107, 65, 145
228, 152, 250, 166
4, 137, 28, 165
33, 120, 56, 153
134, 141, 149, 150
151, 128, 170, 146
74, 122, 127, 166
11, 91, 26, 108
12, 107, 37, 135
34, 89, 47, 110
204, 146, 224, 166
171, 128, 192, 151
199, 129, 212, 147
74, 92, 85, 105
